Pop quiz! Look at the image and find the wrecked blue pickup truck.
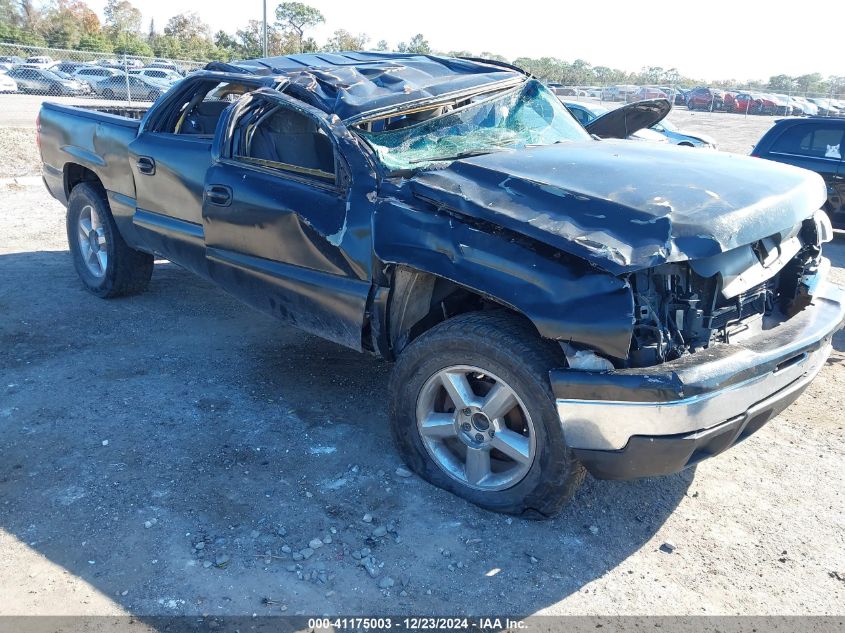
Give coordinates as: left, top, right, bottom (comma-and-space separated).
39, 53, 845, 517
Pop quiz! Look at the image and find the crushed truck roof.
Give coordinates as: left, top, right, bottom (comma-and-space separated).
207, 52, 524, 122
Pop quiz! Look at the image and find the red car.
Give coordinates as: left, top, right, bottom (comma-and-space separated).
625, 86, 668, 103
685, 87, 726, 111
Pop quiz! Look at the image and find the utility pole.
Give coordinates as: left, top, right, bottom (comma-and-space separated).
262, 0, 268, 57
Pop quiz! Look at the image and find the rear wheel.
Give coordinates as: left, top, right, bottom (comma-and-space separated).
389, 311, 586, 518
147, 90, 159, 101
103, 88, 114, 99
66, 183, 154, 298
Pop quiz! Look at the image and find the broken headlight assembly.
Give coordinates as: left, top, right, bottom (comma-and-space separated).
626, 211, 832, 368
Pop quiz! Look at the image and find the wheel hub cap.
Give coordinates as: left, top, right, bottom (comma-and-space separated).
416, 365, 536, 491
76, 205, 107, 278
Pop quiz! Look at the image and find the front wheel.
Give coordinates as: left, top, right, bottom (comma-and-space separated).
388, 311, 586, 518
66, 183, 154, 298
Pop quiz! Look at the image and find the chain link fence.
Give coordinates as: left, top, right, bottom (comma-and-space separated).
0, 42, 209, 103
549, 83, 845, 118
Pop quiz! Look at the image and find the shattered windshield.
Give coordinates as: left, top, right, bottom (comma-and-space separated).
357, 79, 591, 171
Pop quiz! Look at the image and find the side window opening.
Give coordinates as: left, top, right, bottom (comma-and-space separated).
233, 104, 337, 183
772, 124, 844, 158
154, 80, 255, 136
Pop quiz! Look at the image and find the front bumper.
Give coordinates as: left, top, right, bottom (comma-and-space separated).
551, 277, 845, 480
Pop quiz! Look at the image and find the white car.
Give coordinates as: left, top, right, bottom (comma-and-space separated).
22, 56, 53, 69
0, 72, 17, 92
134, 68, 182, 85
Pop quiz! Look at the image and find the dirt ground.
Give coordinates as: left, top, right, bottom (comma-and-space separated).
0, 95, 843, 618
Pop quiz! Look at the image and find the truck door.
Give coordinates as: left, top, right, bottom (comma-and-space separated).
126, 76, 263, 276
201, 92, 374, 351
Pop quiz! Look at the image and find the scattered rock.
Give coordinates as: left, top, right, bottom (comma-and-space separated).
395, 466, 413, 478
281, 545, 292, 554
379, 576, 395, 589
292, 552, 303, 562
215, 554, 230, 567
301, 548, 314, 560
528, 555, 539, 565
101, 440, 109, 446
203, 561, 213, 568
322, 535, 332, 544
588, 526, 599, 535
309, 538, 324, 550
372, 526, 387, 538
250, 530, 260, 538
362, 513, 373, 523
361, 557, 379, 578
194, 542, 205, 550
659, 542, 676, 554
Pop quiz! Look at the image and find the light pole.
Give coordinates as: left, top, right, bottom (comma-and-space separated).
262, 0, 268, 57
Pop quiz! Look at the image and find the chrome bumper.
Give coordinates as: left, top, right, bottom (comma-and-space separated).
552, 276, 845, 452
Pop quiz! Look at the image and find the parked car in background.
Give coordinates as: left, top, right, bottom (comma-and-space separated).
626, 86, 668, 102
7, 67, 88, 95
22, 55, 53, 69
601, 84, 638, 101
0, 55, 24, 65
50, 61, 90, 75
673, 89, 689, 105
0, 72, 18, 93
650, 119, 717, 148
73, 65, 125, 88
148, 61, 183, 75
562, 100, 669, 144
808, 98, 843, 117
134, 67, 182, 85
685, 87, 725, 111
93, 74, 168, 100
787, 96, 819, 116
753, 117, 844, 228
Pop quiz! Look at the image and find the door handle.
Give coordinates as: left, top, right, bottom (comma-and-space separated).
136, 156, 155, 175
205, 184, 232, 207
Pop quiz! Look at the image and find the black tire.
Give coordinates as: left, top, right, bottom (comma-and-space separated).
389, 311, 586, 518
147, 90, 159, 101
103, 88, 114, 99
66, 182, 154, 298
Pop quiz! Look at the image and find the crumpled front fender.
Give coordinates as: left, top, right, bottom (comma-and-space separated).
373, 199, 635, 360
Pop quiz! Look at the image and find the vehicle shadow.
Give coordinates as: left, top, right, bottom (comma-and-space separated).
0, 251, 691, 617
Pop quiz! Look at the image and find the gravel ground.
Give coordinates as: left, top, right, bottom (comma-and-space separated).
0, 107, 843, 617
0, 127, 39, 179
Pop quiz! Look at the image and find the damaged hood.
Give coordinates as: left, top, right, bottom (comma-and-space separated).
410, 141, 826, 275
585, 98, 671, 139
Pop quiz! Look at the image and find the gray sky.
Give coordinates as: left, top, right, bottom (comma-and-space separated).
90, 0, 843, 81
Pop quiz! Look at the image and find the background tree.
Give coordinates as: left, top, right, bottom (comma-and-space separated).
375, 39, 389, 51
274, 2, 324, 53
103, 0, 141, 36
323, 29, 368, 52
397, 33, 430, 54
479, 51, 507, 62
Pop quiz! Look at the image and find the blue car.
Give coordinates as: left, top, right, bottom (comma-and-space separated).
563, 101, 718, 148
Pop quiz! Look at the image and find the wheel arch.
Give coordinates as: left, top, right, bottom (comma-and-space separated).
385, 265, 539, 358
64, 162, 104, 200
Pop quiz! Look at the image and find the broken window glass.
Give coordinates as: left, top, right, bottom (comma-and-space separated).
357, 79, 590, 171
